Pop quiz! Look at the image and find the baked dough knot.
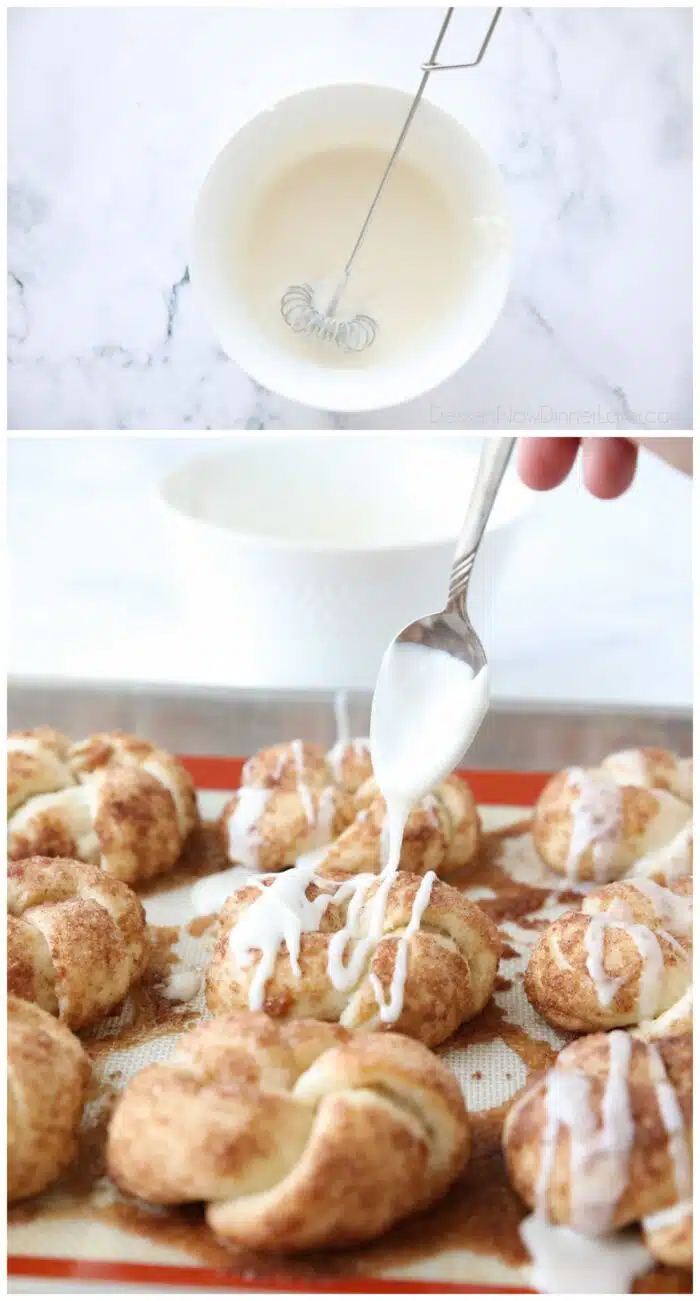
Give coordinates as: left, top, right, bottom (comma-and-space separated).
8, 856, 149, 1029
219, 739, 480, 878
206, 869, 501, 1048
220, 741, 359, 872
316, 774, 481, 880
8, 996, 90, 1202
242, 737, 373, 798
532, 748, 692, 884
7, 726, 74, 814
325, 736, 373, 793
524, 876, 692, 1033
7, 728, 198, 884
503, 1029, 692, 1266
106, 1013, 470, 1251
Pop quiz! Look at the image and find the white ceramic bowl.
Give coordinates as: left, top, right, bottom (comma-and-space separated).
191, 83, 511, 413
158, 437, 532, 691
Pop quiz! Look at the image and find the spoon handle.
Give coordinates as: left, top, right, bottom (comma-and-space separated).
447, 437, 516, 612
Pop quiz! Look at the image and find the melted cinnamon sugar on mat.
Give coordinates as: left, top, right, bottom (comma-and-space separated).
187, 913, 217, 938
440, 1000, 559, 1074
11, 1096, 687, 1294
137, 821, 228, 898
448, 821, 529, 891
81, 924, 199, 1058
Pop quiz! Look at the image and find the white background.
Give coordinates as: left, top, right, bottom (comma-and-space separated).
8, 6, 692, 431
7, 435, 692, 708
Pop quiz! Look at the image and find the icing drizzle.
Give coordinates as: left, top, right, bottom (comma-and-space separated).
566, 768, 623, 881
536, 1030, 634, 1236
632, 820, 692, 884
646, 1042, 691, 1202
528, 1030, 690, 1290
584, 914, 664, 1017
582, 880, 692, 1018
326, 736, 371, 785
227, 824, 435, 1022
227, 740, 345, 868
226, 786, 272, 869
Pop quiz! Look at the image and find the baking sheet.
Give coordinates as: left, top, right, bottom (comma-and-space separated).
7, 762, 691, 1295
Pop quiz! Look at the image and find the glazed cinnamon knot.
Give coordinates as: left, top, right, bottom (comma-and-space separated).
206, 865, 500, 1048
532, 748, 692, 884
219, 739, 480, 878
8, 856, 149, 1029
8, 996, 91, 1202
503, 1029, 692, 1266
316, 773, 480, 880
524, 876, 692, 1033
7, 728, 198, 884
220, 741, 357, 872
106, 1013, 470, 1251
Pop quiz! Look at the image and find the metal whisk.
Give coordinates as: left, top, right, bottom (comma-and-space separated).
280, 6, 502, 355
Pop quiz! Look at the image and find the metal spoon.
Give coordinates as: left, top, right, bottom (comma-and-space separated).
380, 435, 515, 684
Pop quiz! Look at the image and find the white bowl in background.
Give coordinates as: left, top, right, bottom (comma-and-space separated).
158, 437, 533, 691
191, 83, 511, 413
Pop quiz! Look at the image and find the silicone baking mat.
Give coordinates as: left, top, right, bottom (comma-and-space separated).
7, 758, 688, 1294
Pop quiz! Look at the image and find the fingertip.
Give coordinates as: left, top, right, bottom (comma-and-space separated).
517, 438, 580, 491
582, 438, 639, 499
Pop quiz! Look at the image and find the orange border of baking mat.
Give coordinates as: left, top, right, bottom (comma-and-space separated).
179, 755, 551, 806
7, 1256, 533, 1292
8, 756, 546, 1294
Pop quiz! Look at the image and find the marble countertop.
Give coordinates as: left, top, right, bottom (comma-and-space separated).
8, 7, 692, 431
7, 435, 693, 708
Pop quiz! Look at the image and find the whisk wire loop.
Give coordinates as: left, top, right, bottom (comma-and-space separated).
280, 284, 378, 354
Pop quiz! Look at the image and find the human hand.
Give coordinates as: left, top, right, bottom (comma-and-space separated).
517, 437, 692, 499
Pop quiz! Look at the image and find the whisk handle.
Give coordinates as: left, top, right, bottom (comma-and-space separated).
332, 7, 456, 303
422, 7, 502, 72
327, 6, 503, 319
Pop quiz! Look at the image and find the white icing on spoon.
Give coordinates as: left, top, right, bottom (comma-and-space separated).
370, 641, 489, 887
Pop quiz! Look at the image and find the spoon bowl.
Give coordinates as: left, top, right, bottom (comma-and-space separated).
395, 608, 487, 677
370, 437, 515, 798
392, 436, 514, 680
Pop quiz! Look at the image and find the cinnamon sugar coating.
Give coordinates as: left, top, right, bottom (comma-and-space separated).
107, 1012, 470, 1251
